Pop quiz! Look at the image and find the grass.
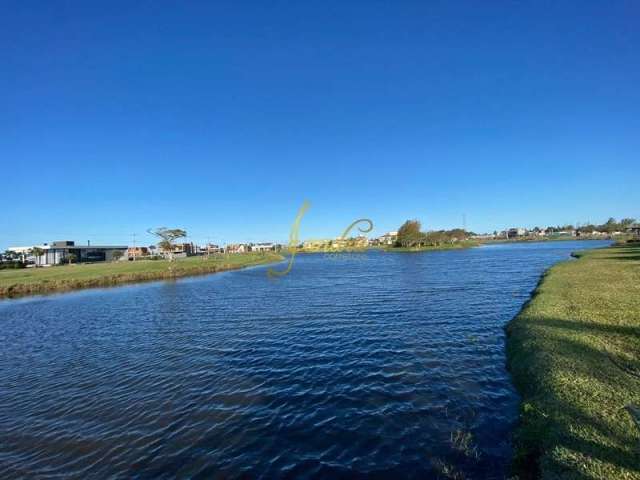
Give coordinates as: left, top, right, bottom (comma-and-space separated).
506, 243, 640, 479
386, 240, 479, 252
0, 252, 283, 298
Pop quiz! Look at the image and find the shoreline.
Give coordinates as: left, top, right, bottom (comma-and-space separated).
384, 241, 479, 252
479, 235, 620, 245
505, 242, 640, 479
0, 253, 284, 300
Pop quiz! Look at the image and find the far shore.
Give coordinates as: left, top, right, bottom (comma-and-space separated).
0, 252, 283, 299
384, 240, 479, 252
478, 234, 620, 244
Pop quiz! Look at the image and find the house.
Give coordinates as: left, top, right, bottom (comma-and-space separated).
576, 229, 606, 237
302, 239, 330, 250
507, 228, 527, 239
226, 243, 248, 254
201, 244, 223, 254
127, 246, 149, 259
352, 236, 369, 248
378, 231, 398, 246
154, 242, 196, 259
7, 241, 127, 266
627, 224, 640, 238
556, 230, 576, 237
251, 243, 277, 252
173, 243, 195, 255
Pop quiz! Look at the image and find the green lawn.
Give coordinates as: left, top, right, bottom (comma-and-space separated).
0, 252, 283, 298
507, 242, 640, 479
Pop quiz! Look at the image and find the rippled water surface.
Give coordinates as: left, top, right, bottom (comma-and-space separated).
0, 240, 610, 479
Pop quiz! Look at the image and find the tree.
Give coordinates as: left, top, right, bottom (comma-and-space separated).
396, 220, 422, 248
620, 218, 636, 229
66, 253, 77, 264
147, 227, 187, 262
424, 230, 447, 246
448, 228, 467, 242
112, 250, 124, 262
30, 247, 45, 267
578, 224, 597, 234
601, 217, 618, 233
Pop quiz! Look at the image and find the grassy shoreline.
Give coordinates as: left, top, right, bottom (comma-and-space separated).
385, 240, 479, 252
480, 235, 623, 245
506, 243, 640, 479
0, 252, 283, 299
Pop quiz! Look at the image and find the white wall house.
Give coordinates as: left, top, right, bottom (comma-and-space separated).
8, 241, 127, 266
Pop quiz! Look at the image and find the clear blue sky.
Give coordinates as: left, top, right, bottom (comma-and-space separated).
2, 1, 638, 248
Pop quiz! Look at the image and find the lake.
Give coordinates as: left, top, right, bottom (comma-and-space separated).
0, 240, 610, 479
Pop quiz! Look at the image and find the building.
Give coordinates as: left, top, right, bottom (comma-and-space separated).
201, 244, 223, 254
507, 228, 527, 239
627, 224, 640, 238
226, 243, 248, 254
555, 230, 576, 237
172, 243, 195, 255
7, 241, 127, 266
378, 231, 398, 246
127, 246, 149, 259
251, 242, 278, 252
155, 242, 196, 259
302, 239, 330, 250
351, 236, 368, 248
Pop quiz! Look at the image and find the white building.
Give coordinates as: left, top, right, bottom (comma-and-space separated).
378, 231, 398, 245
7, 241, 127, 266
251, 243, 277, 252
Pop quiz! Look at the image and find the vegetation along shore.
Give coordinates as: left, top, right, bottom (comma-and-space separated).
506, 241, 640, 479
0, 252, 283, 299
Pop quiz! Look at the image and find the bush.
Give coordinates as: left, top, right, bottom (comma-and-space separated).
0, 261, 26, 269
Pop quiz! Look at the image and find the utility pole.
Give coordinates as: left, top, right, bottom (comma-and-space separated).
132, 233, 136, 261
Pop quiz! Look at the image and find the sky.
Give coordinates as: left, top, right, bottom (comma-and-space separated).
2, 1, 639, 248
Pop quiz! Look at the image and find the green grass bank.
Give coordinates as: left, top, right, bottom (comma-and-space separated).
0, 252, 283, 299
386, 240, 479, 252
506, 243, 640, 479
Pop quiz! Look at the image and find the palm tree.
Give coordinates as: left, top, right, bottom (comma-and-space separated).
30, 247, 45, 267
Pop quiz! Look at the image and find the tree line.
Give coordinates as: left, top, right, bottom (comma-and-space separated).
394, 220, 469, 248
574, 217, 636, 234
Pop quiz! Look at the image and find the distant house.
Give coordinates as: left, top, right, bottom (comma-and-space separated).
352, 236, 368, 248
201, 244, 223, 254
226, 243, 248, 254
576, 229, 606, 237
174, 243, 195, 255
156, 242, 196, 259
7, 240, 127, 266
471, 233, 495, 240
378, 231, 398, 245
302, 239, 330, 250
507, 228, 527, 239
251, 243, 278, 252
127, 246, 149, 259
627, 224, 640, 238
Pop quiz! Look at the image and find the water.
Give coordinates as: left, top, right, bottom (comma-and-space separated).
0, 240, 610, 479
